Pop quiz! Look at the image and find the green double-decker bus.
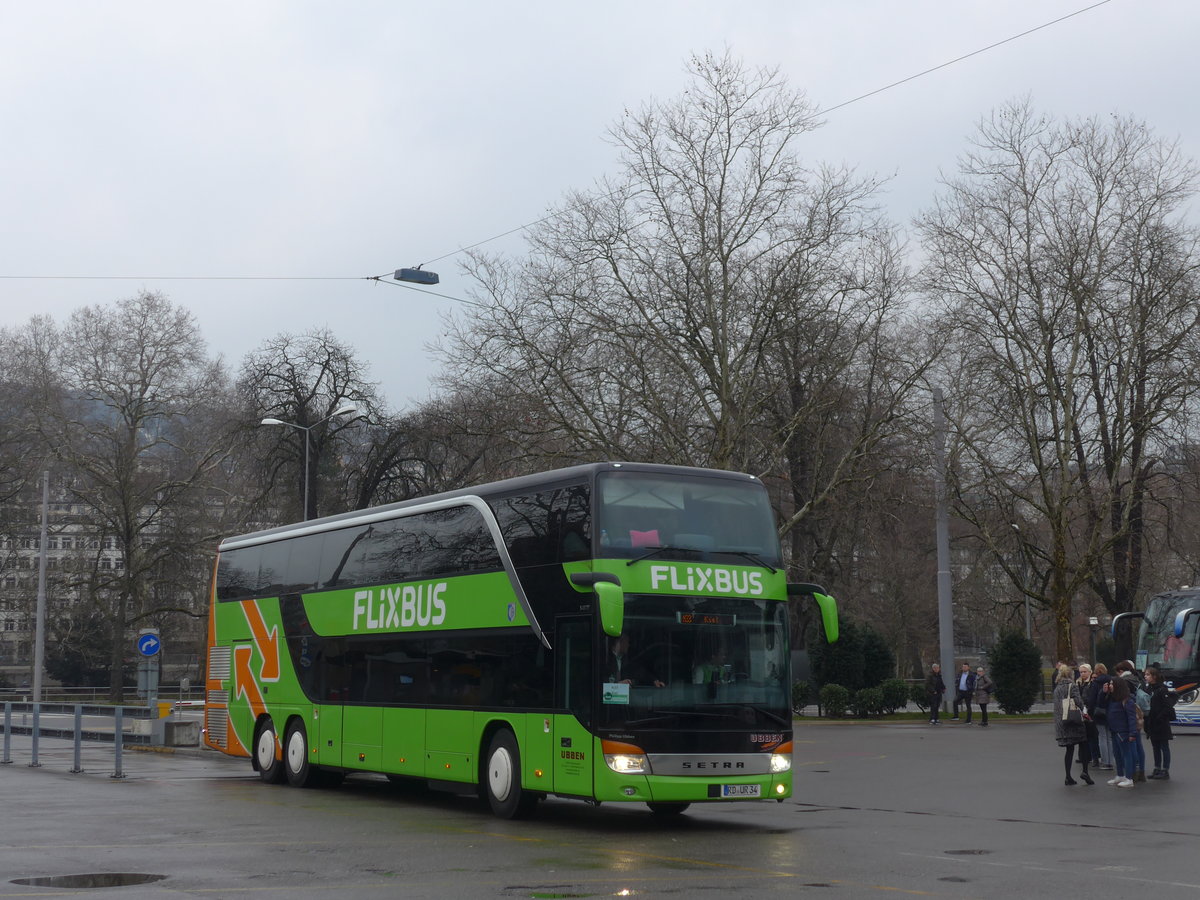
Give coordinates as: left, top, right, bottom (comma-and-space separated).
204, 462, 838, 817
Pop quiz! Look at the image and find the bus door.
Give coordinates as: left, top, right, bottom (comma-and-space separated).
553, 616, 594, 798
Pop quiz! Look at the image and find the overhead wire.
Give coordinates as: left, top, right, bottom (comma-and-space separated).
0, 0, 1117, 306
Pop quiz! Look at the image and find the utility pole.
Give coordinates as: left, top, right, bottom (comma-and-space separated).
32, 471, 49, 702
932, 389, 955, 700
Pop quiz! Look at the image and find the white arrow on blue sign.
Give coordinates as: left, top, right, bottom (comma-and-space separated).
137, 632, 161, 657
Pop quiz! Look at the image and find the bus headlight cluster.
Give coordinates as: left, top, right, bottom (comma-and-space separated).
1179, 689, 1198, 705
602, 739, 649, 775
769, 753, 791, 773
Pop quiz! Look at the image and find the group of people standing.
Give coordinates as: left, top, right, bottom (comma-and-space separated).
924, 662, 994, 725
1054, 659, 1178, 788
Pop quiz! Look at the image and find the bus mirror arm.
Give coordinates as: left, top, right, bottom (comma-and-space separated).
570, 573, 625, 637
1174, 607, 1198, 638
1110, 610, 1145, 639
787, 582, 839, 644
570, 572, 622, 588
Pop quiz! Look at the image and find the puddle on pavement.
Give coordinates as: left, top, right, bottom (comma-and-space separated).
11, 873, 167, 888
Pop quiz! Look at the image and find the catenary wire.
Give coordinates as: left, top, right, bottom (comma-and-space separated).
0, 0, 1118, 301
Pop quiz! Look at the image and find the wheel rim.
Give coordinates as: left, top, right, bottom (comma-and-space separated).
488, 746, 514, 802
256, 725, 276, 771
286, 728, 306, 775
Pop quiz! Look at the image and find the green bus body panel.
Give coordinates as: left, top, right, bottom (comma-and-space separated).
569, 559, 788, 601
303, 571, 529, 636
212, 560, 792, 806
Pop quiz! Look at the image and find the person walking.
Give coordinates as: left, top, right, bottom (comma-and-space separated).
1143, 664, 1177, 779
1053, 663, 1093, 785
926, 663, 946, 725
973, 665, 994, 726
952, 663, 977, 722
1087, 662, 1113, 770
1105, 675, 1138, 788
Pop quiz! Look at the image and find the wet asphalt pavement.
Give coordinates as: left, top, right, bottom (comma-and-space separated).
1, 717, 1196, 898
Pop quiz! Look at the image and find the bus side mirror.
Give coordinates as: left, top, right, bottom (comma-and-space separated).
570, 572, 625, 637
788, 582, 839, 644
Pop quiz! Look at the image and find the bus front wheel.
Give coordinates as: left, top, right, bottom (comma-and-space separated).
484, 730, 537, 819
254, 718, 285, 784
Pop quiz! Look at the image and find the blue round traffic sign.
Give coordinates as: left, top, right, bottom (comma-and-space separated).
137, 632, 161, 657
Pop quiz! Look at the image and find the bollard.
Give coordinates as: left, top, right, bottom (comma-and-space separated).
28, 703, 41, 768
71, 705, 84, 774
2, 702, 11, 765
111, 706, 125, 779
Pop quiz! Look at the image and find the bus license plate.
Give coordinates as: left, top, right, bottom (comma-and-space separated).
720, 784, 761, 798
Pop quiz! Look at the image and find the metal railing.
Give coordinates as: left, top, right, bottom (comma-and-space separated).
1, 701, 164, 778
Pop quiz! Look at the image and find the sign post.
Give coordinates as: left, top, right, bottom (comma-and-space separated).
136, 629, 161, 707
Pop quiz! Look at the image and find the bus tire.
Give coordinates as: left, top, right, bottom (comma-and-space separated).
254, 718, 285, 784
484, 730, 537, 819
647, 802, 690, 816
284, 720, 317, 788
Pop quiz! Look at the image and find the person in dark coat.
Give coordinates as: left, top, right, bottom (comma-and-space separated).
926, 663, 946, 725
1086, 663, 1113, 769
1053, 663, 1092, 785
1143, 664, 1177, 779
1105, 674, 1138, 788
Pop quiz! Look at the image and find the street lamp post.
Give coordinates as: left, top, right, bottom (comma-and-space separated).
1088, 616, 1100, 665
260, 402, 357, 521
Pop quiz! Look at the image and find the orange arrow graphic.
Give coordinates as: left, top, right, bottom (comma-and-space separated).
242, 600, 280, 681
234, 644, 268, 721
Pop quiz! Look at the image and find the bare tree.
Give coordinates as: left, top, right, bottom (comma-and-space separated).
438, 53, 928, 611
920, 100, 1200, 661
238, 329, 377, 521
8, 291, 233, 699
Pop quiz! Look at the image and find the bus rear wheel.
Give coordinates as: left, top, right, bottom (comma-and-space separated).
484, 730, 538, 819
254, 718, 285, 784
284, 720, 317, 788
647, 802, 690, 816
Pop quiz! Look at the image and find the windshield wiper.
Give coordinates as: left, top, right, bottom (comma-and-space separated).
736, 704, 790, 727
625, 545, 700, 566
722, 551, 778, 573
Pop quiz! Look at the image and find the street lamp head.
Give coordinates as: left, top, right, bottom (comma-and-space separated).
1088, 616, 1100, 627
332, 403, 358, 417
260, 417, 285, 426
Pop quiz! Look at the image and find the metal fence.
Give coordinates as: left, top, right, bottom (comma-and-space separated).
1, 701, 165, 778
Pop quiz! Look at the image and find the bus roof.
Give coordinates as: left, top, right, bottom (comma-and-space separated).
219, 461, 762, 550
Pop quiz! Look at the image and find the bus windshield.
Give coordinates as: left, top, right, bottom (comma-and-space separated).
599, 594, 789, 732
595, 471, 780, 567
1135, 591, 1200, 678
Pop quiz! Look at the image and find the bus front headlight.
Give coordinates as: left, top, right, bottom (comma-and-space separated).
602, 739, 649, 775
770, 753, 792, 773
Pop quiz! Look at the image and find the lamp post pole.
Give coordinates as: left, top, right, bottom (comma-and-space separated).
260, 403, 357, 521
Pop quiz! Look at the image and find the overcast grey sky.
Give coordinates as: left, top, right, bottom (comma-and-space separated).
2, 1, 1194, 408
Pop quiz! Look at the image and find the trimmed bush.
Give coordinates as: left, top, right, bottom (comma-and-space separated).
880, 678, 909, 714
989, 630, 1041, 714
820, 683, 851, 718
851, 686, 885, 718
908, 681, 929, 712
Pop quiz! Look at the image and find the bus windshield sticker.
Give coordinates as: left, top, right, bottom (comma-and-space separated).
602, 683, 631, 705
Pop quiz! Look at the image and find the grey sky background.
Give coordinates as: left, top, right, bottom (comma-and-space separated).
1, 1, 1193, 408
